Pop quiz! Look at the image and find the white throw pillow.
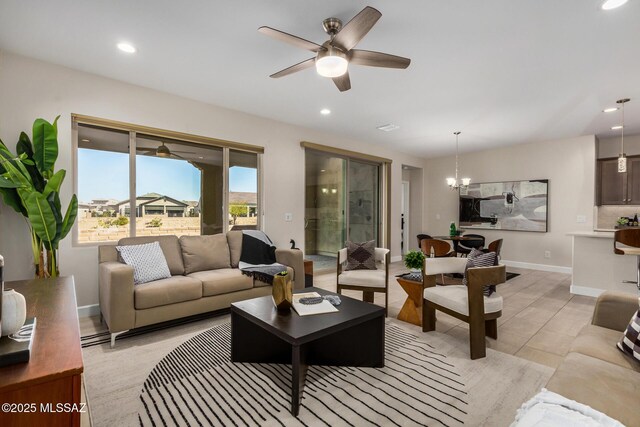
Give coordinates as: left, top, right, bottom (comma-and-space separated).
116, 241, 172, 285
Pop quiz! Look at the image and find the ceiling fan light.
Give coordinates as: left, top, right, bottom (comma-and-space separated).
602, 0, 628, 10
316, 47, 348, 78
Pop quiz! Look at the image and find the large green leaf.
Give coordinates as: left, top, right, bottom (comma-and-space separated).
24, 192, 57, 244
47, 191, 63, 247
44, 169, 65, 196
17, 132, 45, 192
0, 176, 21, 188
0, 188, 27, 216
32, 116, 59, 177
58, 194, 78, 243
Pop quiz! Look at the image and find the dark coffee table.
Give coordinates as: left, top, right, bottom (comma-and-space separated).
230, 287, 385, 416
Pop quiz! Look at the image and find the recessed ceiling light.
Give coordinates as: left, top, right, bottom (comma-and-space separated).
320, 108, 331, 115
320, 169, 326, 172
611, 125, 624, 130
603, 107, 619, 113
80, 138, 90, 143
602, 0, 628, 10
198, 156, 204, 159
377, 124, 400, 132
117, 42, 136, 53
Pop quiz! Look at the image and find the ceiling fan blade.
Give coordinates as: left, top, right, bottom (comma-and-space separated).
332, 6, 382, 52
332, 71, 351, 92
270, 57, 316, 78
258, 26, 322, 52
349, 49, 411, 69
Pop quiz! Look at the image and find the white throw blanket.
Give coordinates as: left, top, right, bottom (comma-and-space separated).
510, 389, 625, 427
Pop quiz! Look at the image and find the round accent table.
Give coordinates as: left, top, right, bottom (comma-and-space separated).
396, 275, 426, 326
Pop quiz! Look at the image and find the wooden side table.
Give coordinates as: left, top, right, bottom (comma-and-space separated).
396, 276, 426, 326
0, 276, 83, 427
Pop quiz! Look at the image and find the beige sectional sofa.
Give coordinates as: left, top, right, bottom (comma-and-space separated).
98, 231, 304, 347
545, 291, 640, 426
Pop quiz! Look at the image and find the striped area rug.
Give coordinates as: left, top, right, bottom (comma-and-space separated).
138, 322, 469, 426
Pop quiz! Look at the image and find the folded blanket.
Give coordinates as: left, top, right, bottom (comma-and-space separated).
511, 389, 624, 427
239, 230, 287, 285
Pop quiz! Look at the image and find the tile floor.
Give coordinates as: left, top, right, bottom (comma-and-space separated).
314, 261, 596, 369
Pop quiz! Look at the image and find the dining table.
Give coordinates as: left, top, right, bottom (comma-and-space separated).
431, 235, 484, 242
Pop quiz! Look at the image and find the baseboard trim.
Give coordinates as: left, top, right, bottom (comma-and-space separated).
500, 259, 572, 274
78, 304, 100, 318
391, 255, 403, 263
570, 285, 604, 298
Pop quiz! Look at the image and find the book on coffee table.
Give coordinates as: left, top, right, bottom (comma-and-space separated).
0, 317, 36, 368
292, 292, 338, 316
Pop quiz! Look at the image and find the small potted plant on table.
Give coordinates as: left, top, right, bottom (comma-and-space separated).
404, 250, 425, 274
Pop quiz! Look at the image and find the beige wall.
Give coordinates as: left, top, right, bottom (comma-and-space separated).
0, 52, 425, 307
423, 136, 597, 269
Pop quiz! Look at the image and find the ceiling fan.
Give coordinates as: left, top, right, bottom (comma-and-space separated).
137, 142, 195, 160
259, 6, 411, 92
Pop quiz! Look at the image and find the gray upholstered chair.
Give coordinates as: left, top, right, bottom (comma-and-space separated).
422, 257, 506, 359
336, 247, 390, 316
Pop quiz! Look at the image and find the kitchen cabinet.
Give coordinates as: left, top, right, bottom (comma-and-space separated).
597, 156, 640, 205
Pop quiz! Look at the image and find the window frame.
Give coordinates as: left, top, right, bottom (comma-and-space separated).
72, 114, 263, 247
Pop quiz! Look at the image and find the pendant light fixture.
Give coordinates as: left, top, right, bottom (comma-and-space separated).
617, 98, 630, 173
446, 131, 471, 190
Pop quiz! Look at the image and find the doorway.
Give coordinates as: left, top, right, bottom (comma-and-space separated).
305, 150, 381, 271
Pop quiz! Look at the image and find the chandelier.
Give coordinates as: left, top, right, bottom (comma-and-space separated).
446, 131, 470, 190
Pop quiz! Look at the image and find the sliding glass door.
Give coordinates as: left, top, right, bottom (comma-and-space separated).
305, 151, 381, 270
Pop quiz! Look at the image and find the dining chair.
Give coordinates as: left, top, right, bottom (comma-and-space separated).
416, 233, 433, 249
420, 239, 455, 258
453, 234, 485, 257
422, 259, 506, 359
336, 247, 390, 316
483, 239, 503, 259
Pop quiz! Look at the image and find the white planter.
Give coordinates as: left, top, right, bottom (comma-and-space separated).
2, 288, 26, 337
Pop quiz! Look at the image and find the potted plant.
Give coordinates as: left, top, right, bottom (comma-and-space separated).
404, 250, 425, 273
0, 116, 78, 278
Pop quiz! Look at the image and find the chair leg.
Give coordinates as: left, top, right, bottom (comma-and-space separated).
384, 292, 388, 318
363, 291, 374, 303
469, 320, 486, 359
422, 301, 436, 332
485, 318, 498, 339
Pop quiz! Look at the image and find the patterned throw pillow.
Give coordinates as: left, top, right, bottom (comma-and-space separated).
462, 250, 498, 296
617, 309, 640, 363
116, 241, 172, 285
344, 240, 377, 271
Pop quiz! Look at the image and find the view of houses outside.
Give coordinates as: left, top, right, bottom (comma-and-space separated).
77, 148, 257, 242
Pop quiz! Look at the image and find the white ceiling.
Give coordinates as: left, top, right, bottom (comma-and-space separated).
1, 0, 639, 158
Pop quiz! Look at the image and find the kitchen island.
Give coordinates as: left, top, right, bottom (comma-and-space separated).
569, 231, 639, 297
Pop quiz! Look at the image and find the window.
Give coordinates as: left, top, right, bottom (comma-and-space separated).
73, 116, 262, 244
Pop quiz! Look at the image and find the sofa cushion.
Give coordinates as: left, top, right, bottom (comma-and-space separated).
179, 234, 231, 274
546, 352, 640, 427
255, 266, 294, 288
134, 275, 202, 309
226, 231, 243, 268
188, 268, 252, 296
116, 241, 171, 285
118, 235, 185, 276
572, 324, 640, 372
423, 285, 503, 316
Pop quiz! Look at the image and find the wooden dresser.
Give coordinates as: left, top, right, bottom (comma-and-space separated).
0, 276, 83, 427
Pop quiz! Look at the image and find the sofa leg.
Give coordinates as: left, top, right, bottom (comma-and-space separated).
423, 301, 436, 332
110, 330, 129, 348
485, 318, 498, 339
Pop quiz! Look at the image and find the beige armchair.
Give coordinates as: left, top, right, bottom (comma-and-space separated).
336, 247, 390, 316
422, 257, 506, 359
